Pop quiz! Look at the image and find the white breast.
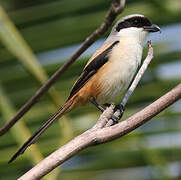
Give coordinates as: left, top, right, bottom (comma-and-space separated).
97, 38, 143, 104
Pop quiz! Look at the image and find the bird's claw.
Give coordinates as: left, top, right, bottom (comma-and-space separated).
114, 103, 125, 119
104, 103, 125, 123
111, 114, 119, 124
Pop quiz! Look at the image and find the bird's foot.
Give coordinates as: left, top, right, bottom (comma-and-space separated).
104, 103, 124, 124
110, 114, 119, 124
90, 99, 124, 125
104, 103, 125, 121
114, 103, 125, 119
114, 103, 125, 113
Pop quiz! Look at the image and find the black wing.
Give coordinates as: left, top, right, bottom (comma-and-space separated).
67, 41, 119, 101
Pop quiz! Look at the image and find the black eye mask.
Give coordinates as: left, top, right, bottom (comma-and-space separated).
116, 16, 152, 32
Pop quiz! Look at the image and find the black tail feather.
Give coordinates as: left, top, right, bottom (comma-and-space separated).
8, 105, 65, 164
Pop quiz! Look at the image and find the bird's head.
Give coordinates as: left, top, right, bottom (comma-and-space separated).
108, 14, 160, 45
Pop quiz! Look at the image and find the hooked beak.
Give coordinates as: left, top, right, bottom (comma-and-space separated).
143, 24, 161, 33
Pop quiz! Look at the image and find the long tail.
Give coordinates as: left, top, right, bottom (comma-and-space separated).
8, 97, 75, 163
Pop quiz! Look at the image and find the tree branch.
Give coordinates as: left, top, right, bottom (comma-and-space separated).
0, 0, 126, 136
18, 83, 181, 180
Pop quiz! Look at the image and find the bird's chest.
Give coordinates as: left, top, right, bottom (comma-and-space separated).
97, 42, 142, 104
110, 44, 142, 87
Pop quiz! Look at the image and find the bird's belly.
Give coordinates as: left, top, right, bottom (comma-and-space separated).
96, 58, 139, 105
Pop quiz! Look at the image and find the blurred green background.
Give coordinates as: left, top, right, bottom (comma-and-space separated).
0, 0, 181, 179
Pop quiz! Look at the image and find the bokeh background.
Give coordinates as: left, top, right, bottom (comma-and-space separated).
0, 0, 181, 179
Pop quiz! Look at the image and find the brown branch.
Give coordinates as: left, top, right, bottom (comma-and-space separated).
0, 0, 126, 136
18, 83, 181, 180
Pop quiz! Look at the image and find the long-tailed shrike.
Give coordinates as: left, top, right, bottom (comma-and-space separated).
9, 14, 160, 163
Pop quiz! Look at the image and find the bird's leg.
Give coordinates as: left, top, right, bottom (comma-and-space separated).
89, 97, 105, 112
89, 97, 118, 124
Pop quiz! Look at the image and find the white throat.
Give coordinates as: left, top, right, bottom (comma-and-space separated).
105, 27, 149, 47
117, 27, 149, 46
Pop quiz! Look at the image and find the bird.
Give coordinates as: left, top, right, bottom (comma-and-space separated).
9, 14, 160, 163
